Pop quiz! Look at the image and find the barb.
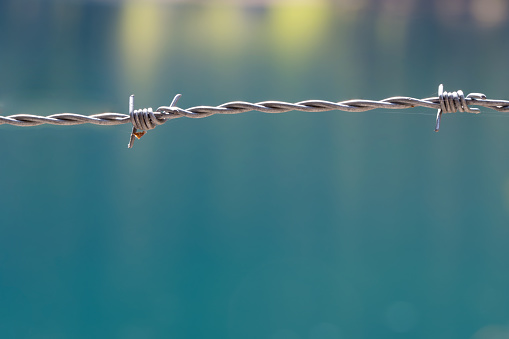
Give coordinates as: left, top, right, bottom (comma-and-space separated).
127, 94, 181, 148
434, 84, 486, 132
0, 85, 507, 147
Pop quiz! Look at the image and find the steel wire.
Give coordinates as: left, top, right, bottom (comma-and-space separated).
1, 85, 508, 147
2, 96, 508, 127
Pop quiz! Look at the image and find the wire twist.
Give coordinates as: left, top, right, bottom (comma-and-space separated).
127, 94, 181, 148
131, 107, 164, 131
435, 84, 487, 132
0, 84, 507, 148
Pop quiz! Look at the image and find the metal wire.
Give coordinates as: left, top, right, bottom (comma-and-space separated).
1, 84, 508, 147
434, 84, 486, 132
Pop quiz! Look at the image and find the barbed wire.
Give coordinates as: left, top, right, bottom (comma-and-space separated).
1, 84, 508, 148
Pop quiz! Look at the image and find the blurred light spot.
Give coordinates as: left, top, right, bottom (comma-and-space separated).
472, 325, 509, 339
470, 0, 508, 28
118, 2, 166, 87
268, 1, 331, 62
93, 0, 192, 3
385, 301, 418, 333
435, 0, 468, 24
274, 0, 322, 4
379, 0, 416, 17
334, 0, 367, 12
194, 5, 245, 57
309, 322, 341, 339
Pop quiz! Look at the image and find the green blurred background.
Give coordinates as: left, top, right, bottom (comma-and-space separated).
1, 0, 509, 338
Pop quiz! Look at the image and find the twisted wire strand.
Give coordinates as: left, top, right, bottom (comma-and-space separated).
0, 113, 130, 126
3, 84, 503, 148
3, 96, 508, 127
130, 108, 165, 130
433, 84, 487, 132
2, 85, 509, 148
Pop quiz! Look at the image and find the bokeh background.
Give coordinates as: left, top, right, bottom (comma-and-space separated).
1, 0, 509, 338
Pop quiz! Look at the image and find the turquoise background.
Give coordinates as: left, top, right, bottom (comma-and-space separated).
1, 0, 509, 338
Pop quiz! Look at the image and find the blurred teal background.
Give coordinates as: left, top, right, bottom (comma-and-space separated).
1, 0, 509, 338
